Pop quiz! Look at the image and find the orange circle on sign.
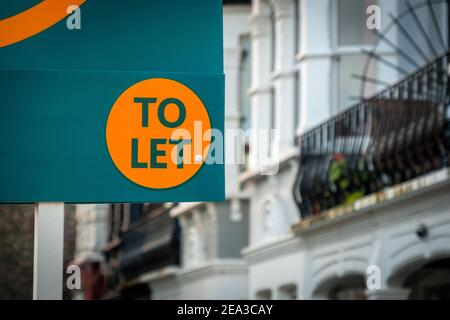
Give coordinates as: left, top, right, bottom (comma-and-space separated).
106, 78, 211, 189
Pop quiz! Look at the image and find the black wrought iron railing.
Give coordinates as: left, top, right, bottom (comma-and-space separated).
293, 53, 450, 219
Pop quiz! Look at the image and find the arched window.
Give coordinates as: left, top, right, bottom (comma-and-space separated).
405, 258, 450, 300
329, 274, 366, 300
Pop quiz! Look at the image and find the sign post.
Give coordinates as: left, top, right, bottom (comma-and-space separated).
33, 203, 65, 300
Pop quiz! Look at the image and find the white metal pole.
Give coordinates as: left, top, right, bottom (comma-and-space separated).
33, 202, 65, 300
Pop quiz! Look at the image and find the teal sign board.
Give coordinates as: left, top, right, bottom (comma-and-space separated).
0, 0, 224, 203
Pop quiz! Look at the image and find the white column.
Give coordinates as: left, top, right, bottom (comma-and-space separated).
223, 5, 251, 195
249, 0, 273, 169
224, 47, 243, 197
271, 0, 296, 155
178, 214, 189, 268
298, 0, 333, 133
33, 202, 65, 300
376, 0, 400, 89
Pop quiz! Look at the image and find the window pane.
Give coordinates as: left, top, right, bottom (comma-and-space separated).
338, 54, 366, 111
239, 35, 251, 132
338, 0, 376, 46
239, 35, 251, 171
271, 9, 276, 72
294, 0, 300, 54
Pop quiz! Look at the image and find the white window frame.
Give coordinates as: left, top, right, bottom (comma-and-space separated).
330, 0, 378, 115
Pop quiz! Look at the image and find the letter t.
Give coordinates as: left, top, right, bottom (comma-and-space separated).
134, 97, 157, 127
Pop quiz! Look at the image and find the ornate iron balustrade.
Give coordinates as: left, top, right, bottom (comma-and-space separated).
293, 53, 450, 219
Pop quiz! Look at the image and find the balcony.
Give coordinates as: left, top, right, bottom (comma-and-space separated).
293, 53, 450, 221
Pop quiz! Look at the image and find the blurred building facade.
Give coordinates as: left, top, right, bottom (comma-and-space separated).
72, 204, 109, 299
73, 0, 450, 300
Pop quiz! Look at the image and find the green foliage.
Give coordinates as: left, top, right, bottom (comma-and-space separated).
328, 157, 364, 207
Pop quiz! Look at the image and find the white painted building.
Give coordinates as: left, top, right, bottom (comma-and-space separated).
74, 0, 450, 300
166, 0, 450, 300
240, 0, 450, 300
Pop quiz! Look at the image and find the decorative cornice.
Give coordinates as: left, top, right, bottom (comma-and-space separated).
170, 197, 250, 218
248, 85, 273, 96
176, 259, 248, 283
139, 266, 180, 283
270, 0, 294, 20
296, 48, 396, 63
241, 234, 304, 264
249, 13, 271, 37
271, 69, 297, 80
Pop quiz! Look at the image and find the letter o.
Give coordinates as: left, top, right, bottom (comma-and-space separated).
158, 98, 186, 128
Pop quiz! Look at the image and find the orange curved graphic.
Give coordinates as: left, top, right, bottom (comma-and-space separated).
0, 0, 86, 48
